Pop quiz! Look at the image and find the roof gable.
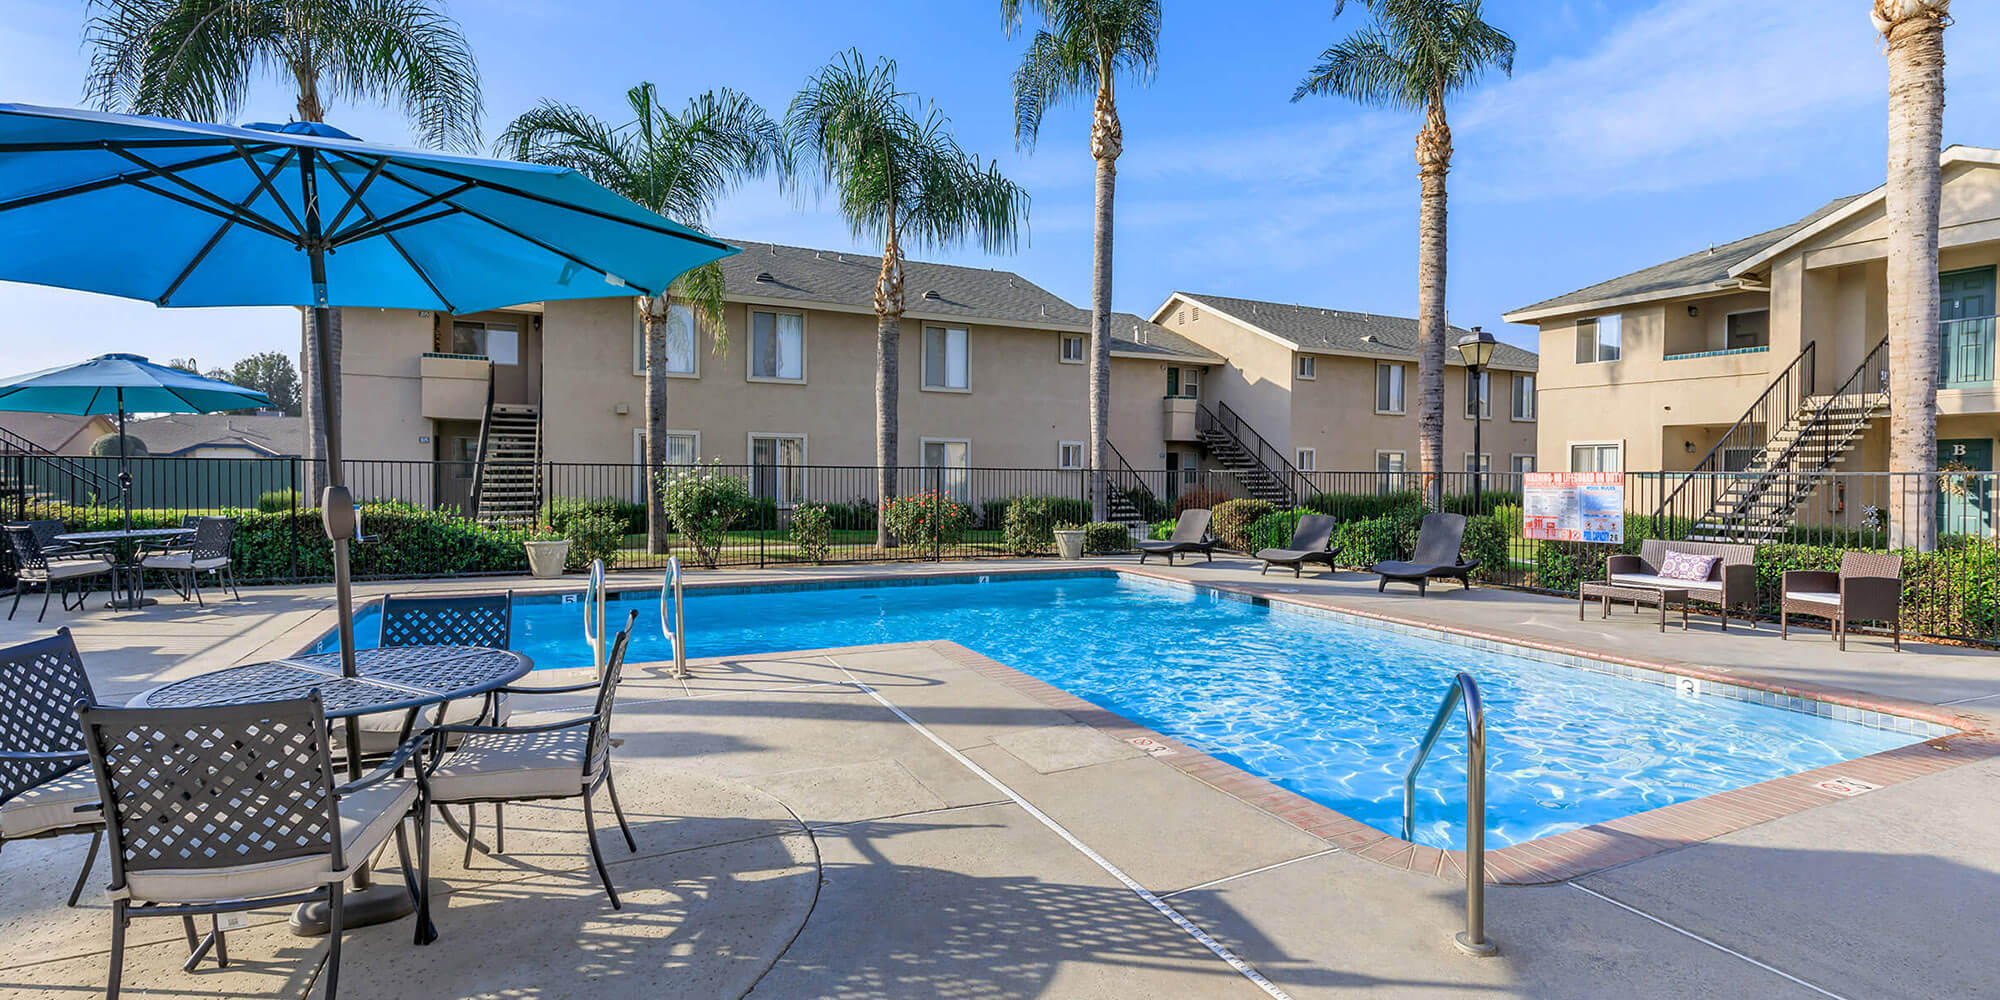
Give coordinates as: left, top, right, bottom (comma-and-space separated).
1167, 292, 1537, 370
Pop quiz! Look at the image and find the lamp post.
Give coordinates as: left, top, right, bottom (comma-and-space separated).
1456, 327, 1498, 513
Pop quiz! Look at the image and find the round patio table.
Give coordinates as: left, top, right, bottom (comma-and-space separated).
131, 644, 533, 937
55, 526, 191, 610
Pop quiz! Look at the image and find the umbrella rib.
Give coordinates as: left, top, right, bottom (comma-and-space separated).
319, 163, 459, 313
230, 142, 306, 235
326, 179, 474, 246
323, 149, 733, 251
123, 177, 295, 243
0, 144, 273, 216
361, 162, 658, 296
106, 146, 298, 242
321, 157, 389, 235
330, 206, 461, 248
158, 148, 301, 305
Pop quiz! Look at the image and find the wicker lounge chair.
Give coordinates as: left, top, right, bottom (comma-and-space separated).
1372, 513, 1478, 595
1136, 508, 1216, 565
1782, 552, 1903, 651
0, 629, 105, 908
1607, 539, 1757, 630
1256, 514, 1338, 577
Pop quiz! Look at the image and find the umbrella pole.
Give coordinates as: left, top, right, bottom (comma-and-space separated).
116, 389, 132, 535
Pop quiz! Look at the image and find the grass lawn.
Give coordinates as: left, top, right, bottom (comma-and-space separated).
613, 528, 1017, 564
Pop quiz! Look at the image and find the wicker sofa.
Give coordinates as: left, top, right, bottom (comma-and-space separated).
1606, 539, 1758, 631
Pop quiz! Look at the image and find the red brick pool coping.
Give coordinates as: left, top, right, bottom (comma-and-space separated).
355, 562, 1999, 885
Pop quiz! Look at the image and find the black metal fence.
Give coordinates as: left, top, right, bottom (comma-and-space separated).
4, 454, 1995, 641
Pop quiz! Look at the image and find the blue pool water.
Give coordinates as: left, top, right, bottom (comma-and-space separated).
323, 574, 1915, 848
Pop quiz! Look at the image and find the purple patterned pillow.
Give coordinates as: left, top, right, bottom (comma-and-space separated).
1659, 551, 1719, 582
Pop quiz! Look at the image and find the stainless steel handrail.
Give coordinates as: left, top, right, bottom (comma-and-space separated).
1403, 672, 1496, 957
661, 556, 687, 679
583, 558, 607, 675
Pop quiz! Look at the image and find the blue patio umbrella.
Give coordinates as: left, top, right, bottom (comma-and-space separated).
0, 103, 736, 927
0, 352, 273, 532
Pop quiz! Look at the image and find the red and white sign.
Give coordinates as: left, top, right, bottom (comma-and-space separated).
1523, 471, 1625, 544
1126, 736, 1177, 757
1813, 776, 1880, 797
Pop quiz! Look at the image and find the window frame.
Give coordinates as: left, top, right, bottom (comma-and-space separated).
746, 308, 808, 383
1464, 368, 1491, 420
1057, 441, 1085, 470
921, 324, 971, 392
1568, 440, 1623, 473
1059, 334, 1086, 364
633, 427, 699, 500
1374, 362, 1405, 414
1724, 308, 1772, 351
1463, 452, 1492, 473
1511, 373, 1536, 421
1295, 354, 1317, 380
747, 431, 809, 505
1374, 449, 1407, 495
1295, 447, 1316, 472
1574, 315, 1622, 364
1510, 454, 1537, 474
630, 301, 700, 379
919, 437, 973, 502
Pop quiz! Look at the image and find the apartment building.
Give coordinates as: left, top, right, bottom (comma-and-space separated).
336, 241, 1221, 516
1503, 145, 2000, 538
1151, 292, 1539, 502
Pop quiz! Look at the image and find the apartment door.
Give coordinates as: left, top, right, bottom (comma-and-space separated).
1939, 266, 1995, 387
1164, 450, 1198, 500
1938, 438, 1995, 538
434, 422, 480, 513
452, 318, 537, 405
921, 440, 971, 502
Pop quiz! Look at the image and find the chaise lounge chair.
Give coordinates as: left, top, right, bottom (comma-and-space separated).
1372, 513, 1478, 595
1137, 508, 1216, 565
1256, 514, 1338, 577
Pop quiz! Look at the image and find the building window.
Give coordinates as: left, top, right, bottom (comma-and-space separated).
1464, 369, 1490, 418
1511, 454, 1536, 474
1058, 441, 1085, 469
1570, 442, 1621, 472
1464, 453, 1491, 473
1726, 309, 1770, 350
750, 434, 806, 504
922, 439, 971, 501
631, 302, 697, 376
1375, 363, 1405, 413
1166, 366, 1200, 399
1574, 315, 1621, 363
1375, 450, 1406, 495
451, 320, 519, 365
636, 429, 699, 500
1296, 448, 1316, 471
1060, 334, 1086, 363
1512, 373, 1536, 420
1296, 355, 1317, 380
749, 310, 805, 381
923, 326, 969, 390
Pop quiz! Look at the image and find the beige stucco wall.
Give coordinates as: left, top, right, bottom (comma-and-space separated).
1156, 300, 1296, 454
1281, 354, 1537, 472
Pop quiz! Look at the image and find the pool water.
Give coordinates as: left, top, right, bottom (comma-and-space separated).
325, 574, 1915, 849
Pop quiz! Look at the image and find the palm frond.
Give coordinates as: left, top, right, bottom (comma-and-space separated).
1292, 27, 1418, 107
1292, 0, 1512, 106
1004, 0, 1160, 148
85, 0, 275, 123
669, 260, 730, 353
319, 0, 483, 150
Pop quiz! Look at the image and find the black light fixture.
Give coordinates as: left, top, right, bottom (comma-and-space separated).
1455, 327, 1498, 511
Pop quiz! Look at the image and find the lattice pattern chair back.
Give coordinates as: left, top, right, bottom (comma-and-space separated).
380, 592, 512, 649
80, 695, 343, 885
586, 611, 639, 776
186, 517, 235, 562
23, 519, 71, 553
0, 628, 95, 803
4, 525, 51, 574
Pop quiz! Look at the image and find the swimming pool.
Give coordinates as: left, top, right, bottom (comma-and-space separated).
320, 573, 1919, 849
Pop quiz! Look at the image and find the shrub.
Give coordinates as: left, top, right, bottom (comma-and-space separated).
1492, 502, 1523, 539
542, 496, 646, 536
1172, 486, 1232, 518
1246, 508, 1314, 552
818, 498, 877, 531
1331, 513, 1412, 568
1120, 487, 1170, 523
1081, 521, 1131, 554
658, 462, 754, 568
790, 503, 833, 563
1304, 490, 1421, 521
881, 490, 974, 548
1003, 496, 1093, 554
1211, 498, 1276, 551
256, 489, 297, 513
217, 502, 529, 582
563, 511, 626, 570
979, 498, 1017, 531
1148, 517, 1178, 541
1461, 514, 1508, 582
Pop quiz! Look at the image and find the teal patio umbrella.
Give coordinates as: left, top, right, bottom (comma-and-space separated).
0, 352, 272, 531
0, 103, 736, 927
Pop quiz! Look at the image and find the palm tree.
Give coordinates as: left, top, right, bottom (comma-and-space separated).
1005, 0, 1160, 522
788, 50, 1029, 547
499, 84, 787, 554
1293, 0, 1512, 508
84, 0, 482, 500
1874, 0, 1950, 550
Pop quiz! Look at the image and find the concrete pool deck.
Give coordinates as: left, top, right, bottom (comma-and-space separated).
2, 555, 1996, 999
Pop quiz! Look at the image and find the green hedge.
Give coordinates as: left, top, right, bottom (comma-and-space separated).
541, 496, 646, 536
1003, 496, 1092, 554
1081, 521, 1131, 554
1211, 498, 1276, 551
1246, 508, 1312, 552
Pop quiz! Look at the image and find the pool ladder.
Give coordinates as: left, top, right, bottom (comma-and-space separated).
661, 556, 687, 679
1404, 672, 1497, 957
583, 559, 608, 675
582, 557, 688, 679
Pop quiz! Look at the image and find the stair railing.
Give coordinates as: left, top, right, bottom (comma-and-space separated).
1653, 341, 1814, 527
1196, 401, 1313, 506
1720, 336, 1889, 529
1101, 440, 1159, 523
0, 424, 120, 507
466, 366, 496, 521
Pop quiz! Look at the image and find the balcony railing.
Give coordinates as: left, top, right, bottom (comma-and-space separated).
1941, 315, 1996, 388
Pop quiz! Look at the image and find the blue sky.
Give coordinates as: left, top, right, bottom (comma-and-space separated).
3, 0, 1998, 375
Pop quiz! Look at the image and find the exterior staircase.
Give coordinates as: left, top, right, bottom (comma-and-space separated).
1663, 338, 1889, 544
0, 426, 117, 514
473, 405, 542, 525
1194, 401, 1304, 506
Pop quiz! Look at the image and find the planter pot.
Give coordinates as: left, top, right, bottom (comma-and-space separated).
1052, 529, 1087, 560
525, 540, 571, 579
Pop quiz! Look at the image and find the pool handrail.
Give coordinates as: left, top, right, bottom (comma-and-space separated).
662, 556, 688, 679
1404, 672, 1496, 957
584, 558, 607, 675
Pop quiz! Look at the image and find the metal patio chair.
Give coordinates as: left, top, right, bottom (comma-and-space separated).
79, 692, 433, 1000
0, 628, 105, 908
427, 610, 640, 908
4, 524, 113, 622
346, 591, 516, 758
138, 516, 239, 606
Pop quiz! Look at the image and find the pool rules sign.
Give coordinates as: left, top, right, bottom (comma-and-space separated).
1523, 472, 1625, 544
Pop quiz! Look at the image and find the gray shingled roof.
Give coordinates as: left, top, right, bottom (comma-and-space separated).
1505, 195, 1863, 319
127, 414, 303, 457
1108, 313, 1223, 362
1175, 293, 1538, 371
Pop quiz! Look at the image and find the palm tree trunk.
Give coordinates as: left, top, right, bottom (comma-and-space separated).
300, 306, 340, 500
641, 295, 672, 554
1414, 95, 1451, 510
875, 226, 905, 548
1880, 2, 1946, 551
1089, 82, 1121, 524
